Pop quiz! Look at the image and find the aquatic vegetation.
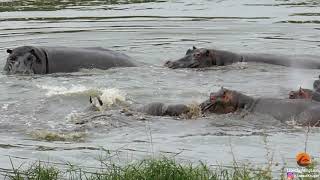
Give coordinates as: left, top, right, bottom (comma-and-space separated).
181, 102, 202, 119
29, 130, 87, 142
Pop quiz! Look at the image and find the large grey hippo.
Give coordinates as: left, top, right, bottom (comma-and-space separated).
164, 46, 320, 69
4, 46, 137, 74
201, 87, 320, 127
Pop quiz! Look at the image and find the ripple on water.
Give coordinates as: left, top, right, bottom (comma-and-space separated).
0, 0, 319, 171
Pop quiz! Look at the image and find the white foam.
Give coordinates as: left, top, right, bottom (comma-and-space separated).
65, 110, 83, 122
1, 104, 9, 110
99, 88, 126, 107
37, 84, 128, 106
37, 84, 91, 96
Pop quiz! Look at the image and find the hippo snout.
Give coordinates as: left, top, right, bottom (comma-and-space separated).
164, 60, 171, 66
289, 92, 295, 99
164, 60, 177, 69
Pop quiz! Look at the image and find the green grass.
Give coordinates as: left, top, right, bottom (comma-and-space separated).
6, 157, 313, 180
7, 160, 59, 180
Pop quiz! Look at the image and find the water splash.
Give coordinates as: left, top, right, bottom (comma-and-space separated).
36, 84, 99, 97
99, 88, 127, 107
65, 110, 85, 122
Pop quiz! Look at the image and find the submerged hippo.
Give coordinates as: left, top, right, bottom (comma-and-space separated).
289, 89, 320, 102
164, 46, 320, 69
89, 96, 190, 116
289, 88, 320, 102
289, 76, 320, 101
201, 87, 320, 127
289, 87, 314, 100
136, 102, 190, 116
313, 75, 320, 90
4, 46, 137, 74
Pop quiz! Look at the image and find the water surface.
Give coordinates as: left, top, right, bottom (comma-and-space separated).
0, 0, 319, 176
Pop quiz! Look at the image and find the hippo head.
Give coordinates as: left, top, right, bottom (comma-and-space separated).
164, 46, 215, 69
4, 46, 47, 74
200, 87, 237, 114
313, 75, 320, 91
289, 87, 313, 100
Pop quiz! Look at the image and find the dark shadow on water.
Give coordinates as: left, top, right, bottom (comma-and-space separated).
0, 0, 166, 12
290, 13, 320, 16
277, 20, 320, 24
244, 0, 320, 7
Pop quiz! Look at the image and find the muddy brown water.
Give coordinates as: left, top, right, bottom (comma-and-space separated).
0, 0, 319, 176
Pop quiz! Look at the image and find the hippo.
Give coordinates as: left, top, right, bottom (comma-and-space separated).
164, 46, 320, 69
201, 87, 320, 127
136, 102, 190, 116
289, 76, 320, 101
89, 96, 190, 116
289, 87, 320, 102
313, 75, 320, 90
4, 46, 137, 74
289, 87, 314, 100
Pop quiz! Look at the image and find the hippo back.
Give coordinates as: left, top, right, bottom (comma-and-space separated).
252, 98, 319, 122
41, 47, 137, 73
295, 106, 320, 126
136, 102, 166, 116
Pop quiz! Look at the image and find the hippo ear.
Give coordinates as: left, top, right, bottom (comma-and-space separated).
193, 46, 197, 50
28, 47, 47, 74
97, 97, 103, 106
30, 49, 43, 64
186, 49, 192, 55
205, 50, 210, 56
6, 49, 13, 54
89, 96, 93, 104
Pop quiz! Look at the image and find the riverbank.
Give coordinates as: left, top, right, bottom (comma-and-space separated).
4, 157, 319, 180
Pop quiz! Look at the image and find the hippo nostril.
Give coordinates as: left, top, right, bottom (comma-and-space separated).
210, 96, 216, 102
194, 53, 201, 58
165, 61, 171, 65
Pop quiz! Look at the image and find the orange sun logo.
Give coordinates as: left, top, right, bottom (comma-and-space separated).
296, 152, 311, 167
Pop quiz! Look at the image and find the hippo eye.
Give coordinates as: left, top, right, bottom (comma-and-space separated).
205, 50, 210, 56
223, 92, 228, 97
193, 52, 201, 58
27, 57, 32, 61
